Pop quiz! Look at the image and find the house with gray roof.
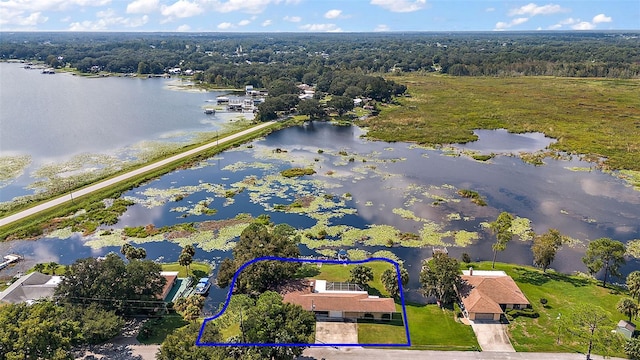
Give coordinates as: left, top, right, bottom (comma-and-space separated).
0, 272, 62, 304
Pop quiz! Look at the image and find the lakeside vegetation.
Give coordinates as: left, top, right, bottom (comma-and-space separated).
362, 75, 640, 172
0, 121, 283, 241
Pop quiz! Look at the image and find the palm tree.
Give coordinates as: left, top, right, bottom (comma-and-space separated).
617, 298, 639, 322
627, 271, 640, 302
34, 263, 45, 273
47, 262, 59, 275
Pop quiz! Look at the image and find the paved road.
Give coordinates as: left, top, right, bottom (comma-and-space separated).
0, 121, 276, 227
300, 347, 624, 360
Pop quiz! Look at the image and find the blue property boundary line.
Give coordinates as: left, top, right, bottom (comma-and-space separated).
196, 256, 411, 347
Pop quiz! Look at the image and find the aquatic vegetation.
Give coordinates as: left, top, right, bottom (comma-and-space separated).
565, 167, 593, 172
453, 230, 480, 247
280, 168, 316, 178
347, 249, 369, 260
221, 161, 275, 172
447, 213, 462, 221
417, 222, 450, 247
392, 208, 424, 222
457, 189, 487, 206
480, 216, 533, 241
371, 250, 402, 264
0, 155, 31, 186
472, 154, 494, 162
519, 152, 546, 166
618, 170, 640, 191
316, 249, 336, 258
44, 227, 75, 239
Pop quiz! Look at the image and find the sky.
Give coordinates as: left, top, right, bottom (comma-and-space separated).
0, 0, 638, 32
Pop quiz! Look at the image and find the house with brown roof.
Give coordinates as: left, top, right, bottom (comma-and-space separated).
283, 279, 396, 321
458, 269, 530, 321
159, 271, 178, 301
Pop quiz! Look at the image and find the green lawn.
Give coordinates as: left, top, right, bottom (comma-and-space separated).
137, 315, 189, 344
315, 261, 394, 296
358, 322, 408, 345
161, 261, 211, 278
402, 303, 479, 350
468, 262, 627, 357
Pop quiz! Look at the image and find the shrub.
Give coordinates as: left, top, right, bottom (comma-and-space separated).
506, 308, 539, 319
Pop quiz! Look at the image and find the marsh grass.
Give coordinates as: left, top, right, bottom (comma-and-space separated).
362, 75, 640, 171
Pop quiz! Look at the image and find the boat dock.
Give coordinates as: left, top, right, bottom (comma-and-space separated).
0, 254, 23, 271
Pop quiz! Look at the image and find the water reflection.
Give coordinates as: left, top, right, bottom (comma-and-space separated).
456, 129, 556, 153
2, 116, 639, 305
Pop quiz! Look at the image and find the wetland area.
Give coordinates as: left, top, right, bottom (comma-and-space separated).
1, 62, 639, 311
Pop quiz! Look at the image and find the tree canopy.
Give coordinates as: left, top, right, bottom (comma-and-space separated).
419, 253, 461, 307
582, 237, 626, 287
216, 222, 301, 295
489, 211, 514, 268
349, 265, 374, 289
531, 228, 565, 272
54, 253, 166, 315
381, 266, 409, 299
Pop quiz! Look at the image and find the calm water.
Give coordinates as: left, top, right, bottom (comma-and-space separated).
1, 63, 639, 305
0, 62, 240, 201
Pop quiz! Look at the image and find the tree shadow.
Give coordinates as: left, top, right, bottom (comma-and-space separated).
512, 267, 589, 287
192, 269, 208, 279
293, 264, 321, 278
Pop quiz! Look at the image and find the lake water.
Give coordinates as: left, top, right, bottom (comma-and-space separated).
1, 63, 639, 306
0, 62, 248, 202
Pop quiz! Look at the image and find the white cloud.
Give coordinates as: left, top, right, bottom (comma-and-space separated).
494, 17, 529, 30
217, 21, 233, 29
262, 19, 272, 26
126, 0, 159, 14
485, 7, 495, 12
68, 10, 148, 30
592, 13, 612, 24
572, 21, 595, 30
548, 17, 577, 29
161, 0, 203, 20
176, 24, 191, 31
324, 9, 342, 19
211, 0, 283, 14
283, 15, 301, 22
299, 23, 342, 32
1, 0, 110, 13
508, 3, 567, 16
374, 24, 390, 32
238, 19, 250, 26
0, 10, 48, 26
370, 0, 426, 13
0, 0, 110, 27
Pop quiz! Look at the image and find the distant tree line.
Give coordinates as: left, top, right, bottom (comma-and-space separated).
1, 32, 638, 81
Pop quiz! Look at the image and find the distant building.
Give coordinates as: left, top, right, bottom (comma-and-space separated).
0, 272, 62, 305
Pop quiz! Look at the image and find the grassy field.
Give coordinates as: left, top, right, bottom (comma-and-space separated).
315, 261, 394, 297
363, 75, 640, 172
137, 315, 189, 344
468, 261, 627, 357
161, 261, 212, 278
316, 261, 478, 349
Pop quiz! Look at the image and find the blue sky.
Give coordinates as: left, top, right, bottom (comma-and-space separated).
0, 0, 638, 32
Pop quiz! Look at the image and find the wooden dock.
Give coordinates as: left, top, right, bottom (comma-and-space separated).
0, 254, 23, 271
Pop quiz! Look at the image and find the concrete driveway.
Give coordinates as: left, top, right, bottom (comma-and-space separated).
469, 320, 515, 352
315, 321, 358, 345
